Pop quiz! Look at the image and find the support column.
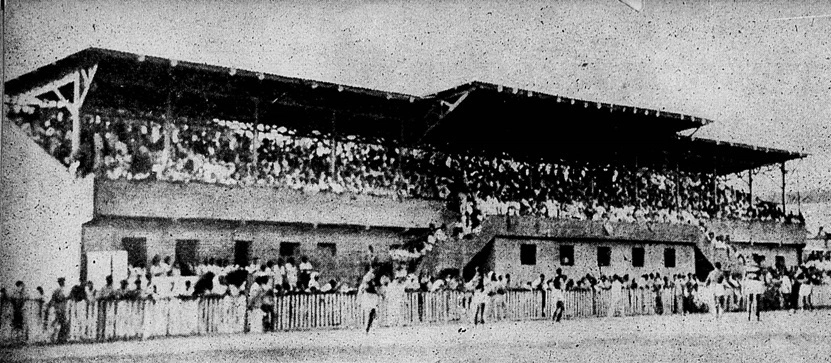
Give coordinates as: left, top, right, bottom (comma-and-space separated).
252, 98, 260, 166
163, 70, 174, 160
330, 111, 337, 177
748, 169, 753, 205
70, 71, 81, 156
712, 165, 718, 213
674, 163, 680, 209
781, 162, 787, 215
633, 157, 639, 207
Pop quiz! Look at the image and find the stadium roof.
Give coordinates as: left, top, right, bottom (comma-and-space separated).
3, 47, 806, 175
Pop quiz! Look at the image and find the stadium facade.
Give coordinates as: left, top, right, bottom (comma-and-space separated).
1, 48, 808, 290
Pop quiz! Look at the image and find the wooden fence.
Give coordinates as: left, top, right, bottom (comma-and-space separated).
3, 285, 831, 346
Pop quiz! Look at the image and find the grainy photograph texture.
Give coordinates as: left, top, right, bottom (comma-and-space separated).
1, 0, 830, 362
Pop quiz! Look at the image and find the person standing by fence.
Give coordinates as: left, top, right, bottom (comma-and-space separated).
11, 281, 27, 334
46, 277, 69, 343
605, 275, 623, 318
492, 275, 507, 322
472, 278, 487, 326
779, 272, 793, 312
797, 272, 814, 312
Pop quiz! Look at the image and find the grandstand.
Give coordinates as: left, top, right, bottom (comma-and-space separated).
1, 47, 808, 290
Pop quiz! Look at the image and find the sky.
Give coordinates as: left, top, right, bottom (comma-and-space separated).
4, 0, 830, 225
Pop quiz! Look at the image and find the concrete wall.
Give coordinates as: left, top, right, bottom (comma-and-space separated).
83, 217, 408, 285
95, 179, 449, 229
0, 120, 94, 291
490, 237, 696, 284
717, 243, 802, 271
704, 219, 806, 245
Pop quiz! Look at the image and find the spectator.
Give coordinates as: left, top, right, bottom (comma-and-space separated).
298, 256, 314, 290
97, 276, 116, 300
68, 278, 86, 302
11, 281, 26, 331
284, 258, 298, 291
46, 277, 69, 343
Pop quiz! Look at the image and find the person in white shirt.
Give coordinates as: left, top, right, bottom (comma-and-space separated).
298, 256, 314, 290
779, 273, 793, 312
160, 256, 172, 276
246, 258, 261, 275
307, 272, 321, 293
320, 279, 336, 293
607, 275, 624, 318
284, 258, 298, 291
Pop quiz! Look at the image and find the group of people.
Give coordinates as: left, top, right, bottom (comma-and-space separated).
7, 106, 802, 233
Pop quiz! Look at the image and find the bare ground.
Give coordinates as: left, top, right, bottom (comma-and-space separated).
2, 310, 830, 362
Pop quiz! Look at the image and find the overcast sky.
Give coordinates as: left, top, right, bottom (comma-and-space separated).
4, 0, 830, 200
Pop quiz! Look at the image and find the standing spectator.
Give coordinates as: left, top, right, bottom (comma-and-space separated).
779, 273, 792, 312
797, 272, 813, 311
246, 257, 261, 275
84, 281, 96, 303
298, 256, 314, 290
97, 276, 116, 300
472, 278, 488, 326
607, 275, 624, 318
11, 281, 27, 332
68, 278, 86, 302
161, 256, 173, 276
150, 255, 165, 278
46, 277, 69, 343
365, 245, 378, 269
284, 258, 298, 291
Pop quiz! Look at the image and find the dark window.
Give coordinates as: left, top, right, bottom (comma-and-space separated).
122, 237, 147, 267
560, 245, 574, 266
597, 247, 611, 267
233, 240, 251, 267
176, 239, 199, 266
664, 248, 676, 268
317, 243, 337, 257
280, 242, 301, 257
632, 247, 645, 267
775, 255, 786, 269
520, 244, 537, 265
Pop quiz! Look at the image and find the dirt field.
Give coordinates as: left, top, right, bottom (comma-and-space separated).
3, 310, 830, 362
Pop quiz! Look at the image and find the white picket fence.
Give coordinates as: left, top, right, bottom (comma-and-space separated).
3, 285, 830, 346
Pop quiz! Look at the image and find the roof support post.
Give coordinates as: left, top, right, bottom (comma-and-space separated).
633, 156, 639, 207
330, 111, 337, 177
781, 162, 787, 215
70, 71, 81, 156
674, 163, 681, 210
163, 68, 174, 165
252, 98, 260, 167
712, 164, 718, 215
748, 168, 753, 205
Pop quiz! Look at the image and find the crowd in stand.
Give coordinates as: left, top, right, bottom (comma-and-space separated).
5, 106, 805, 232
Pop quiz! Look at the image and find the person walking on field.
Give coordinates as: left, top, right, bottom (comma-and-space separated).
360, 267, 379, 334
743, 254, 766, 321
706, 263, 725, 319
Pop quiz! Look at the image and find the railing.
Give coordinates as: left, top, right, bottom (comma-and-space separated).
3, 286, 830, 346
